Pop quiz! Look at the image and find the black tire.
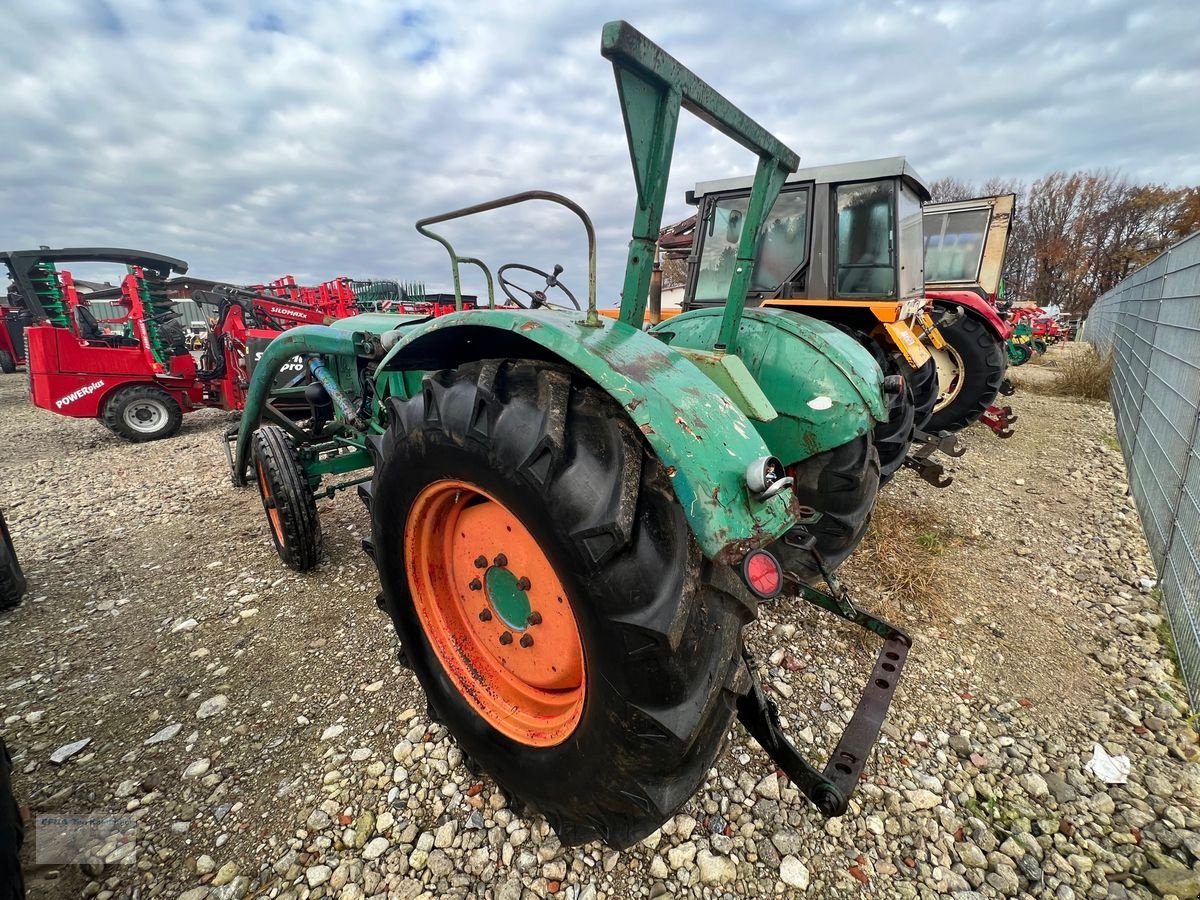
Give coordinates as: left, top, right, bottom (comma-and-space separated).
927, 306, 1006, 434
875, 385, 914, 485
773, 434, 880, 584
101, 384, 183, 443
0, 351, 14, 375
0, 511, 26, 611
868, 348, 915, 482
368, 359, 753, 848
252, 425, 321, 571
904, 356, 939, 433
1009, 343, 1032, 366
0, 739, 24, 900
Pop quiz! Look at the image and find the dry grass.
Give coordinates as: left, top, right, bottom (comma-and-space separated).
1024, 345, 1113, 401
843, 496, 967, 624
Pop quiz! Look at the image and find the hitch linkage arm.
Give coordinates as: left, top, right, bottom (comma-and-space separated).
737, 570, 911, 817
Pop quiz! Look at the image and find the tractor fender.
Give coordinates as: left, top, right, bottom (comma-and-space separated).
371, 309, 795, 563
648, 307, 887, 464
927, 290, 1011, 341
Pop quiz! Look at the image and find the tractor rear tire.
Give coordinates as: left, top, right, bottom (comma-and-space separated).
775, 434, 880, 584
0, 351, 14, 375
904, 356, 938, 433
368, 359, 753, 848
0, 511, 26, 612
102, 384, 183, 443
870, 348, 915, 482
252, 426, 321, 572
926, 306, 1006, 434
875, 386, 914, 486
0, 738, 24, 900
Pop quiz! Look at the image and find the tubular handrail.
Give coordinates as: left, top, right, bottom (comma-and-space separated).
415, 190, 600, 327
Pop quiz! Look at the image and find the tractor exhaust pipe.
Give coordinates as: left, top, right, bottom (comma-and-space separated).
648, 245, 663, 326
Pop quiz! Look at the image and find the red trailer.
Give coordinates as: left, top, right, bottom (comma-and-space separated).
1, 248, 335, 442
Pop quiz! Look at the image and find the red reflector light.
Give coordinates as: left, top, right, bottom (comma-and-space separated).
742, 549, 783, 599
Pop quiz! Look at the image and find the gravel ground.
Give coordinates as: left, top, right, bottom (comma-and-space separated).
1, 351, 1197, 900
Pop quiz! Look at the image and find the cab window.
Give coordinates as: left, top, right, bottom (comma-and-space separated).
835, 181, 896, 296
693, 188, 810, 301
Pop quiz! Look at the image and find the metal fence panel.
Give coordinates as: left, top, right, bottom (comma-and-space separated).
1088, 231, 1200, 705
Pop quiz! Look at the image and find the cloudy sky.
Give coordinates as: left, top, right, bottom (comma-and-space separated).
2, 0, 1197, 301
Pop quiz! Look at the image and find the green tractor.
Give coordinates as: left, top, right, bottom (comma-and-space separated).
233, 22, 910, 847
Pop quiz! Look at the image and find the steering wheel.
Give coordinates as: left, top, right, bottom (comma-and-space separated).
497, 263, 580, 310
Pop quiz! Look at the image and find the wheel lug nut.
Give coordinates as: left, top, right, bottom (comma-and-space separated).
517, 576, 531, 591
520, 634, 534, 648
474, 555, 487, 569
493, 554, 508, 567
468, 578, 482, 591
479, 609, 492, 622
499, 631, 513, 645
526, 611, 542, 626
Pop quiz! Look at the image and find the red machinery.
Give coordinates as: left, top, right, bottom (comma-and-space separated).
261, 275, 470, 317
0, 248, 336, 442
0, 285, 31, 374
1010, 306, 1067, 344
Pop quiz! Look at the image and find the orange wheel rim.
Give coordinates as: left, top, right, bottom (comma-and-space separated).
404, 479, 585, 747
256, 459, 284, 543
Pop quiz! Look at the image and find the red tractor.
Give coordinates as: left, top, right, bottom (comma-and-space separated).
0, 248, 338, 442
923, 193, 1019, 437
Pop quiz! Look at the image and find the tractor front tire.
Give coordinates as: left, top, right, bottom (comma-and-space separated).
926, 306, 1007, 434
0, 511, 26, 612
774, 434, 880, 584
102, 384, 183, 443
0, 351, 15, 375
368, 360, 753, 848
252, 426, 321, 571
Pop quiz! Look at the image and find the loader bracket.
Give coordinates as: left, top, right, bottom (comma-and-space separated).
998, 377, 1016, 397
913, 428, 965, 458
737, 574, 911, 817
903, 455, 953, 488
980, 404, 1017, 438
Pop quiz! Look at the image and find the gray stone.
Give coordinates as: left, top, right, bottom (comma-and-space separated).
780, 856, 810, 889
362, 836, 390, 860
144, 724, 182, 745
958, 844, 988, 869
197, 695, 228, 719
986, 865, 1020, 896
50, 738, 91, 764
1044, 772, 1077, 803
305, 865, 332, 888
1022, 773, 1050, 799
906, 789, 941, 810
1144, 868, 1200, 899
696, 849, 736, 885
949, 735, 973, 757
771, 830, 803, 856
